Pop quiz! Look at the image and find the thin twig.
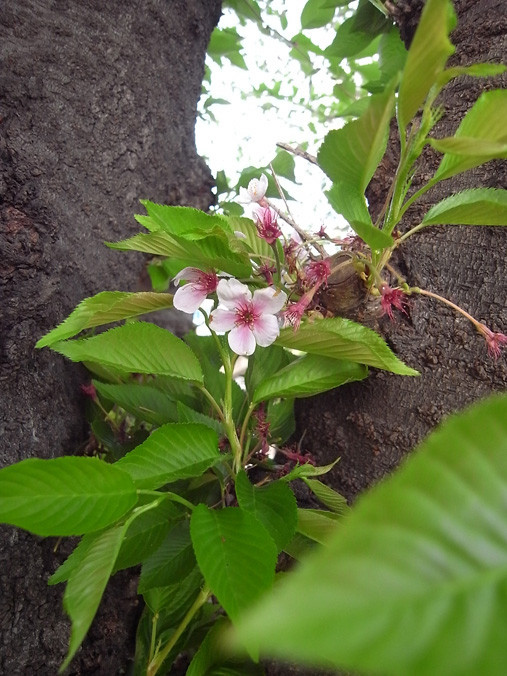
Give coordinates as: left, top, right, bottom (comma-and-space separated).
268, 163, 326, 256
276, 142, 319, 166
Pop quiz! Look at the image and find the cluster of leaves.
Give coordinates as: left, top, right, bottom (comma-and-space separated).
0, 194, 415, 674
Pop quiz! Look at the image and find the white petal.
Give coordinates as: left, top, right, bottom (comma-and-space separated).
252, 287, 287, 315
216, 278, 251, 309
172, 266, 202, 286
173, 284, 207, 313
238, 187, 253, 204
252, 314, 280, 348
247, 174, 268, 202
229, 325, 256, 356
234, 230, 247, 239
209, 308, 236, 333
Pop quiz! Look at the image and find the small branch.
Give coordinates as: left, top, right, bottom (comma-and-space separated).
266, 199, 326, 256
276, 142, 319, 166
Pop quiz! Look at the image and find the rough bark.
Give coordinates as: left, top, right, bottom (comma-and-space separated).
297, 0, 507, 504
0, 0, 221, 673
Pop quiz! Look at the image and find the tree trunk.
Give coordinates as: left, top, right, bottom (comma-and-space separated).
0, 1, 221, 672
297, 0, 507, 503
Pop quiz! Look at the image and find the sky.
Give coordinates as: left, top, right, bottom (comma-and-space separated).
195, 0, 351, 238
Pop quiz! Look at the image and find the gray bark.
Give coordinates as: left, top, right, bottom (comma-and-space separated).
0, 0, 221, 672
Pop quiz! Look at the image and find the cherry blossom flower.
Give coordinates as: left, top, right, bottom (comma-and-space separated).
284, 293, 312, 331
209, 278, 287, 356
304, 259, 331, 288
252, 205, 282, 244
238, 174, 269, 204
172, 267, 219, 314
257, 262, 277, 285
380, 285, 409, 320
477, 323, 507, 360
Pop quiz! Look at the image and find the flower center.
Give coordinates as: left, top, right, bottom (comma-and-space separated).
235, 301, 258, 328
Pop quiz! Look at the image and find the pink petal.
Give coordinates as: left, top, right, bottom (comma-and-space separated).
173, 266, 202, 286
229, 324, 257, 356
209, 308, 237, 333
173, 284, 207, 313
252, 287, 287, 315
216, 278, 251, 309
252, 314, 280, 348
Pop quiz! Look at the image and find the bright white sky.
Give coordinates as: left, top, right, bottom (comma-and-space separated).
195, 0, 351, 237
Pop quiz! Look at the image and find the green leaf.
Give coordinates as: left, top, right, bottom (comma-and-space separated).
107, 231, 252, 278
276, 317, 418, 375
235, 472, 298, 551
60, 523, 128, 672
116, 423, 220, 490
225, 215, 273, 260
176, 401, 223, 436
432, 89, 507, 181
325, 16, 376, 60
282, 459, 340, 483
137, 200, 232, 237
421, 188, 507, 226
301, 0, 336, 29
246, 345, 291, 398
266, 398, 295, 445
52, 322, 203, 383
398, 0, 455, 130
270, 149, 296, 182
253, 355, 367, 403
0, 457, 136, 536
233, 394, 507, 676
93, 381, 178, 426
188, 618, 265, 676
296, 508, 341, 545
142, 566, 202, 616
318, 83, 396, 191
326, 182, 394, 249
36, 291, 174, 348
114, 500, 182, 572
303, 479, 350, 515
138, 520, 196, 592
437, 63, 506, 88
190, 505, 277, 622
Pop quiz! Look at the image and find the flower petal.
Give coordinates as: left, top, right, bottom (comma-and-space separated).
173, 284, 208, 314
229, 325, 256, 356
252, 314, 280, 348
238, 187, 252, 204
216, 278, 251, 309
209, 308, 237, 333
252, 287, 287, 315
172, 267, 202, 286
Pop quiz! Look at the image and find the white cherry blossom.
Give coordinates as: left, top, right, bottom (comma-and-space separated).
209, 278, 287, 356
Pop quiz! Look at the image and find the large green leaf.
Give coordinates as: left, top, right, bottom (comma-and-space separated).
116, 423, 220, 490
114, 500, 182, 572
235, 471, 298, 551
190, 505, 277, 622
253, 354, 368, 403
0, 457, 136, 536
138, 519, 196, 592
36, 291, 174, 348
245, 345, 291, 399
398, 0, 455, 130
136, 200, 232, 238
318, 83, 395, 190
52, 322, 203, 383
325, 183, 393, 249
301, 0, 336, 29
60, 523, 128, 672
108, 230, 252, 278
432, 90, 507, 181
225, 215, 273, 261
234, 394, 507, 676
421, 189, 507, 226
93, 381, 178, 426
276, 318, 418, 375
